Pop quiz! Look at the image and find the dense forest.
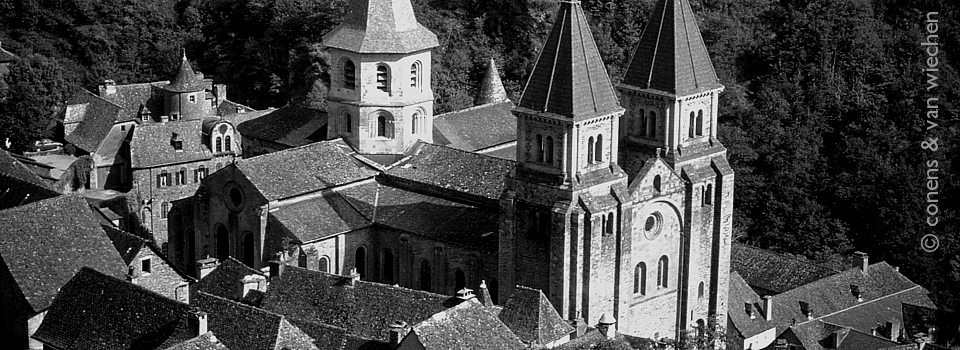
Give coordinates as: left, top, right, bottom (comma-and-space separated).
0, 0, 958, 310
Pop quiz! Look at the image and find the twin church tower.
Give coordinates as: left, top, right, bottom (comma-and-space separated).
323, 0, 732, 340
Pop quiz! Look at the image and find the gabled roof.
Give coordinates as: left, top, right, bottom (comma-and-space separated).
786, 320, 899, 350
162, 332, 230, 350
195, 257, 266, 301
517, 0, 621, 121
130, 119, 214, 168
0, 150, 59, 209
267, 192, 371, 243
731, 242, 840, 295
261, 266, 456, 343
236, 105, 328, 148
235, 139, 378, 201
497, 285, 575, 345
100, 81, 167, 122
727, 272, 775, 339
322, 0, 439, 54
476, 58, 509, 105
101, 224, 149, 264
0, 195, 127, 312
385, 143, 514, 204
620, 0, 722, 96
432, 101, 516, 153
405, 298, 525, 349
63, 89, 124, 153
164, 54, 206, 93
195, 292, 325, 350
32, 267, 196, 349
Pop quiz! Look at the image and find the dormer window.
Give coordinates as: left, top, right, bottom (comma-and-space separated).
189, 94, 196, 103
376, 65, 390, 92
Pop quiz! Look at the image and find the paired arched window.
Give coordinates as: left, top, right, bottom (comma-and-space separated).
376, 65, 390, 92
382, 249, 395, 284
355, 247, 366, 279
696, 110, 704, 136
587, 137, 595, 164
454, 268, 466, 291
410, 61, 421, 88
376, 112, 395, 138
419, 260, 432, 292
634, 262, 646, 295
215, 136, 222, 153
242, 232, 254, 267
225, 135, 232, 152
216, 225, 229, 260
319, 256, 330, 273
646, 111, 657, 138
344, 60, 356, 90
657, 256, 669, 288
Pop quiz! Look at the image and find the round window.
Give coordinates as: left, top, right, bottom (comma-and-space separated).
643, 212, 663, 240
229, 187, 242, 207
223, 182, 244, 211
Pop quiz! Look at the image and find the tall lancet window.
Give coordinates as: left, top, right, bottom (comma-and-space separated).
344, 60, 356, 90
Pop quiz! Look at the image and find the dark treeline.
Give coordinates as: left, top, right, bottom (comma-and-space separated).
1, 0, 958, 308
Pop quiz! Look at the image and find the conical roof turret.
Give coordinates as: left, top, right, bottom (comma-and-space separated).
164, 52, 205, 93
323, 0, 439, 54
475, 58, 509, 106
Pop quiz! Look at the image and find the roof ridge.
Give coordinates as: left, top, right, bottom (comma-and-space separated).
79, 266, 191, 309
198, 290, 283, 319
733, 242, 839, 271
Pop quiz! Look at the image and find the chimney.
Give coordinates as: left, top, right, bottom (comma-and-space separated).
347, 267, 360, 287
213, 84, 227, 105
269, 260, 285, 279
597, 313, 617, 339
832, 329, 847, 348
799, 301, 813, 320
190, 310, 208, 337
763, 296, 773, 320
242, 274, 266, 298
196, 256, 219, 279
388, 320, 409, 347
745, 303, 756, 320
476, 280, 494, 307
570, 314, 587, 339
854, 251, 869, 274
851, 285, 863, 302
887, 321, 901, 341
456, 288, 475, 301
99, 79, 117, 96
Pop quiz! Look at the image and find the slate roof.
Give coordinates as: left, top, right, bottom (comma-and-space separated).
786, 321, 899, 350
385, 142, 513, 204
165, 54, 206, 93
131, 119, 213, 168
267, 192, 371, 243
0, 195, 127, 312
32, 267, 196, 349
195, 291, 324, 350
235, 139, 378, 201
100, 81, 167, 122
731, 242, 840, 295
620, 0, 723, 96
406, 298, 525, 349
162, 332, 230, 350
727, 272, 775, 339
236, 105, 328, 148
195, 257, 266, 301
517, 0, 622, 121
0, 150, 59, 209
476, 58, 510, 105
323, 0, 439, 53
63, 89, 124, 153
432, 101, 516, 152
261, 266, 456, 342
497, 285, 575, 345
102, 224, 149, 264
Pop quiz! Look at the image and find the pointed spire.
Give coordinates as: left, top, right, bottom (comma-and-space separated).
620, 0, 722, 96
475, 58, 509, 106
476, 280, 495, 307
517, 0, 621, 120
164, 52, 205, 93
323, 0, 438, 54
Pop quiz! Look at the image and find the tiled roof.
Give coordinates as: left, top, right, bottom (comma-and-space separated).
406, 298, 526, 349
130, 119, 214, 168
100, 82, 166, 122
731, 242, 840, 295
285, 319, 350, 350
195, 257, 266, 301
726, 272, 775, 339
322, 0, 439, 53
164, 54, 206, 93
497, 285, 575, 345
517, 0, 622, 121
261, 266, 456, 342
102, 224, 148, 264
620, 0, 722, 96
0, 195, 127, 312
267, 192, 371, 243
478, 143, 517, 161
162, 332, 230, 350
385, 143, 513, 204
236, 139, 378, 201
195, 291, 323, 350
476, 58, 510, 105
32, 267, 196, 349
63, 89, 124, 152
236, 105, 328, 148
0, 150, 59, 209
432, 101, 516, 152
787, 321, 899, 350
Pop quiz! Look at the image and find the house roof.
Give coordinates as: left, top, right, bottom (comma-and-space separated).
727, 271, 776, 339
32, 267, 196, 349
235, 139, 378, 201
101, 224, 149, 264
63, 89, 124, 153
322, 0, 438, 54
516, 0, 622, 121
476, 58, 509, 105
432, 101, 516, 153
385, 142, 513, 204
731, 242, 840, 295
497, 285, 575, 345
620, 0, 722, 96
195, 257, 266, 301
0, 150, 59, 209
261, 266, 456, 342
786, 321, 900, 350
236, 105, 328, 148
267, 192, 371, 244
162, 332, 230, 350
100, 81, 167, 122
164, 54, 206, 93
0, 195, 127, 312
195, 291, 325, 350
406, 298, 525, 349
130, 119, 215, 168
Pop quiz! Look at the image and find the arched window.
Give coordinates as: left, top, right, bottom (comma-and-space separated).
638, 109, 646, 135
158, 171, 169, 188
215, 137, 222, 153
161, 202, 168, 219
534, 134, 543, 162
654, 175, 662, 192
647, 111, 657, 137
376, 112, 394, 138
411, 111, 424, 135
225, 135, 232, 152
689, 112, 696, 139
355, 247, 366, 279
344, 60, 356, 90
595, 134, 603, 163
696, 319, 706, 339
419, 260, 432, 292
696, 110, 704, 136
382, 249, 395, 284
319, 256, 330, 273
634, 262, 646, 295
545, 136, 554, 164
376, 65, 390, 92
605, 212, 614, 234
177, 168, 186, 185
454, 268, 466, 291
587, 137, 595, 164
197, 166, 207, 182
698, 281, 705, 300
216, 162, 222, 171
705, 184, 713, 205
242, 232, 254, 267
341, 111, 352, 133
657, 256, 669, 288
411, 62, 421, 88
216, 225, 229, 260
